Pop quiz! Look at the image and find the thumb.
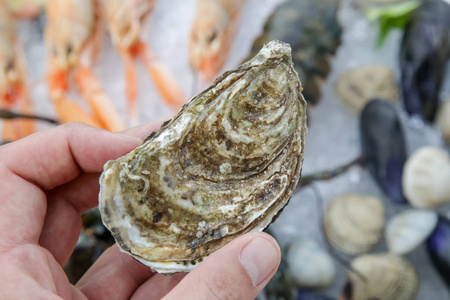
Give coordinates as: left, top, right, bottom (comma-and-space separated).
163, 232, 281, 300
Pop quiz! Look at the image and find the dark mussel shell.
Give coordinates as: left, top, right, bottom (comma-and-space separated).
248, 0, 342, 105
296, 291, 333, 300
360, 99, 406, 203
426, 215, 450, 287
400, 0, 450, 122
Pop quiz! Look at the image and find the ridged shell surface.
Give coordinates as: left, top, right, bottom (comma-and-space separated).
99, 40, 307, 273
323, 194, 385, 255
336, 64, 398, 113
341, 254, 418, 300
402, 146, 450, 208
386, 209, 438, 255
437, 99, 450, 144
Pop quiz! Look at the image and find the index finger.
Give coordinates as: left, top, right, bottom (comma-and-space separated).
0, 121, 162, 249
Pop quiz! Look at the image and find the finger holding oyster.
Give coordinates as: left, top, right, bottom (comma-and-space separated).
99, 40, 308, 274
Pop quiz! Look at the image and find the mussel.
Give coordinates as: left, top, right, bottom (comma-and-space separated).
427, 215, 450, 287
400, 0, 450, 122
360, 99, 407, 203
248, 0, 342, 105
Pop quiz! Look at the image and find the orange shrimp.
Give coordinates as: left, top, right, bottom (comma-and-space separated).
189, 0, 247, 83
0, 0, 35, 141
104, 0, 186, 124
45, 0, 125, 132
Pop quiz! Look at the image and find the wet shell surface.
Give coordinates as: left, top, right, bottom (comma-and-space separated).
436, 99, 450, 144
335, 64, 398, 113
402, 146, 450, 208
99, 40, 308, 274
323, 194, 385, 255
341, 254, 419, 300
286, 239, 335, 289
386, 209, 438, 255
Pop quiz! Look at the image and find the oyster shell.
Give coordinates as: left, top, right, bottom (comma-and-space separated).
323, 194, 385, 255
340, 254, 419, 300
99, 40, 307, 273
336, 64, 398, 114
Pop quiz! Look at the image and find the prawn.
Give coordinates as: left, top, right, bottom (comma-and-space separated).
45, 0, 125, 131
0, 0, 35, 141
104, 0, 186, 124
189, 0, 247, 84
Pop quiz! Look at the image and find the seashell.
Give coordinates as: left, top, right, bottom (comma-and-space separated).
360, 99, 407, 204
323, 194, 385, 255
98, 40, 308, 274
296, 290, 333, 300
426, 216, 450, 288
248, 0, 342, 105
402, 146, 450, 208
400, 0, 450, 122
436, 99, 450, 144
335, 64, 398, 114
286, 239, 335, 289
340, 254, 419, 300
386, 209, 438, 255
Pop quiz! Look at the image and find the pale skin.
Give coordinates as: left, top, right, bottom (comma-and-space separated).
0, 122, 281, 300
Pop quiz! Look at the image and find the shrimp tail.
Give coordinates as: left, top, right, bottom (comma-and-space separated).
137, 42, 186, 112
75, 67, 125, 132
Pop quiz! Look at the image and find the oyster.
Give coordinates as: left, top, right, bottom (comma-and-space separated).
99, 40, 307, 273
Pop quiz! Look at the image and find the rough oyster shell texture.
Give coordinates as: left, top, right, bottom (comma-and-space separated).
99, 40, 307, 273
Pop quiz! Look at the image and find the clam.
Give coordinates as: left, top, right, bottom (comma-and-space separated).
98, 40, 308, 273
402, 146, 450, 208
286, 239, 335, 289
436, 99, 450, 144
360, 99, 406, 204
340, 254, 419, 300
323, 194, 385, 255
426, 216, 450, 288
386, 209, 438, 255
335, 64, 398, 114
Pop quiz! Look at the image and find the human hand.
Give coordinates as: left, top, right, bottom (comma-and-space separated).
0, 122, 281, 299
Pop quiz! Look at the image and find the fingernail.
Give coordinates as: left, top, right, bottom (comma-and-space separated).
240, 237, 279, 286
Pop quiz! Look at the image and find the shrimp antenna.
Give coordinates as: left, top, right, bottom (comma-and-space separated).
309, 183, 367, 283
0, 109, 60, 125
296, 155, 365, 192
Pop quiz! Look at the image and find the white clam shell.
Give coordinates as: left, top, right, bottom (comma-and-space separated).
323, 194, 385, 255
402, 146, 450, 208
386, 209, 438, 255
286, 239, 335, 289
344, 253, 418, 300
437, 99, 450, 145
335, 64, 398, 113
